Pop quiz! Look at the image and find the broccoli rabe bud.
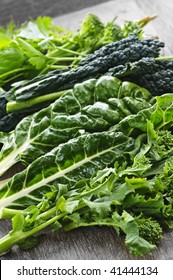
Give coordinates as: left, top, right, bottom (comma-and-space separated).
79, 13, 104, 39
135, 216, 163, 245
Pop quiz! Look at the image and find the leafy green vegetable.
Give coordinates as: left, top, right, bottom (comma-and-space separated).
111, 93, 173, 137
108, 57, 173, 95
0, 13, 172, 258
0, 34, 162, 133
0, 14, 152, 89
134, 215, 163, 245
5, 35, 162, 110
0, 127, 170, 256
0, 129, 134, 211
0, 76, 151, 177
0, 159, 149, 255
1, 89, 173, 256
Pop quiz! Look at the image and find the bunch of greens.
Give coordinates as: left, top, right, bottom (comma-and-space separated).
0, 13, 173, 258
0, 34, 164, 132
0, 13, 152, 89
1, 77, 173, 256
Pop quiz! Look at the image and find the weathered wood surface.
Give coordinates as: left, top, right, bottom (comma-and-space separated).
0, 0, 109, 26
1, 0, 173, 260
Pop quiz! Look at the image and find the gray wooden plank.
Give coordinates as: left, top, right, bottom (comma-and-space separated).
1, 220, 173, 260
0, 0, 110, 26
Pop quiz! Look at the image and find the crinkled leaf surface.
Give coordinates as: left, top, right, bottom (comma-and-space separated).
0, 76, 150, 176
0, 129, 134, 210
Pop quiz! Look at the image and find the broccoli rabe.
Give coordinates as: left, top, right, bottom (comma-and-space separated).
78, 14, 154, 52
78, 13, 105, 53
135, 215, 163, 245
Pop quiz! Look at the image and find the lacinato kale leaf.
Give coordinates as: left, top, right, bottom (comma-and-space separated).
0, 14, 152, 90
0, 34, 163, 134
6, 35, 163, 103
107, 57, 173, 95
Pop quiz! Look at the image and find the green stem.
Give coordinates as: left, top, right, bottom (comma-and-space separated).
47, 46, 86, 57
0, 212, 65, 255
0, 192, 90, 254
47, 42, 76, 56
48, 65, 68, 70
0, 208, 22, 219
156, 56, 173, 61
38, 206, 57, 220
64, 220, 115, 231
48, 56, 82, 62
1, 205, 56, 220
0, 68, 27, 80
1, 73, 24, 86
7, 89, 67, 113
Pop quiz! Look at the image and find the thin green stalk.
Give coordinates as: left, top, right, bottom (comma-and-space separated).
156, 56, 173, 60
0, 212, 65, 255
48, 56, 82, 62
0, 205, 57, 220
47, 42, 76, 57
48, 65, 68, 70
7, 89, 67, 113
38, 206, 57, 220
64, 220, 115, 231
0, 68, 27, 80
1, 73, 24, 86
0, 200, 86, 255
47, 46, 86, 57
0, 208, 22, 219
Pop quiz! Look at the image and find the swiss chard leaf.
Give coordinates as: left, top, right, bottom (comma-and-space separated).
0, 76, 150, 176
0, 130, 134, 210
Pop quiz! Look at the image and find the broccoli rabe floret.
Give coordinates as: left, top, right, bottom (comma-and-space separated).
95, 21, 124, 49
79, 13, 104, 37
135, 215, 163, 245
78, 13, 105, 52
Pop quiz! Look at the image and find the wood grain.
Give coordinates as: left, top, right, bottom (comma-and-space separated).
0, 0, 110, 25
1, 0, 173, 260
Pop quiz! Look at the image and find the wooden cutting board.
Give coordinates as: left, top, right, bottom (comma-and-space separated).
1, 0, 173, 260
